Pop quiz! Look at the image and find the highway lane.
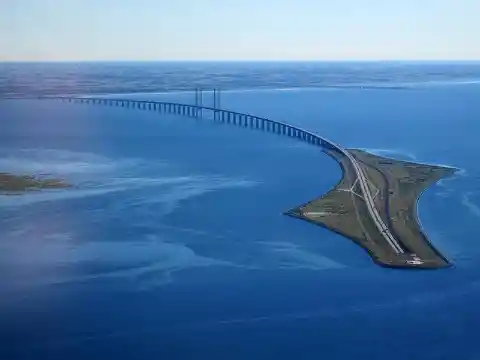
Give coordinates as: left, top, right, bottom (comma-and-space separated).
342, 149, 405, 254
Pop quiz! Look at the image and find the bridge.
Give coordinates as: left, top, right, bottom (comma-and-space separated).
42, 94, 406, 258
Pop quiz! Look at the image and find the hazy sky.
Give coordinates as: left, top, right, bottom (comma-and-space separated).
1, 0, 479, 61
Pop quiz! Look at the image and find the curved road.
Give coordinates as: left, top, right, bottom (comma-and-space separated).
341, 149, 404, 254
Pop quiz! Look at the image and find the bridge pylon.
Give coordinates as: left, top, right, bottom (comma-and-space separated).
194, 88, 203, 118
213, 88, 221, 120
194, 88, 221, 120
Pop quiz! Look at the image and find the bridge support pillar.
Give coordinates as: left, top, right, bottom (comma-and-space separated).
53, 97, 336, 154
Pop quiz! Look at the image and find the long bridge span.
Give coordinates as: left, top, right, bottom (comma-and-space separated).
42, 94, 406, 256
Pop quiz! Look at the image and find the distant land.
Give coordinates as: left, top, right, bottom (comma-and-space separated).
0, 173, 71, 194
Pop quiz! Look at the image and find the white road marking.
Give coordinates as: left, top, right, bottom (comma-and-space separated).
304, 212, 339, 216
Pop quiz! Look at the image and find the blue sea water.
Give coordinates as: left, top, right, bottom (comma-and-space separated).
1, 62, 480, 359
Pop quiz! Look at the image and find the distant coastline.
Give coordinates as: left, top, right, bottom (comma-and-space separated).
0, 173, 71, 194
2, 61, 480, 99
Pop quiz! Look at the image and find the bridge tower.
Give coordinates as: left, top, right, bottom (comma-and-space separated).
194, 88, 221, 120
194, 88, 204, 118
213, 88, 221, 120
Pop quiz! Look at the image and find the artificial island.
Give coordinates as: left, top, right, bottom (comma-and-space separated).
286, 148, 456, 269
